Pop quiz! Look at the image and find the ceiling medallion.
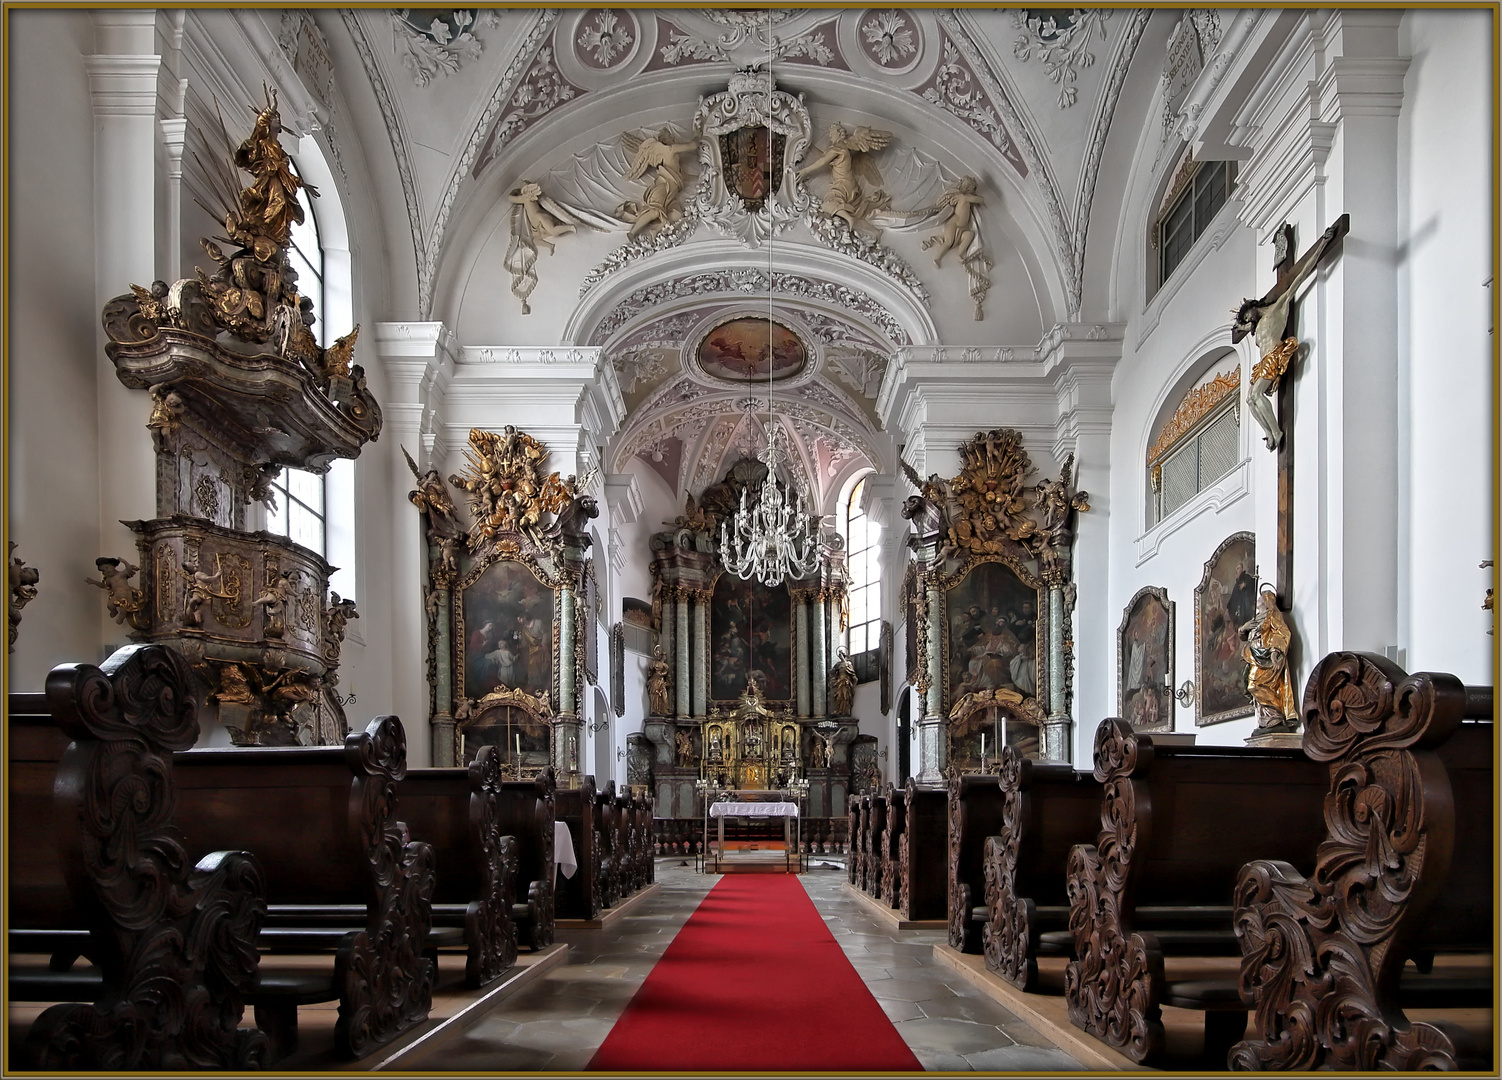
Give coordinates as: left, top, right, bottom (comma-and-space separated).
694, 317, 808, 384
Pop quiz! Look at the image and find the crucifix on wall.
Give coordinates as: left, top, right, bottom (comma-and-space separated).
1231, 213, 1350, 605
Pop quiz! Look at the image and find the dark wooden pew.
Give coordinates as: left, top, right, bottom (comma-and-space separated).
616, 789, 640, 896
898, 780, 948, 921
863, 791, 888, 897
393, 747, 518, 988
947, 772, 1005, 954
554, 774, 602, 921
1232, 652, 1494, 1071
8, 645, 269, 1070
596, 781, 621, 907
846, 795, 861, 885
982, 749, 1103, 990
1064, 718, 1330, 1065
634, 790, 656, 887
171, 713, 436, 1061
881, 783, 907, 908
499, 769, 556, 950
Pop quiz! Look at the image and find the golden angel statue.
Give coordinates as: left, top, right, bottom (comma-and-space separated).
797, 123, 893, 235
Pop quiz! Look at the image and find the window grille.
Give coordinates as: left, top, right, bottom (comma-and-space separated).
1150, 399, 1239, 525
1158, 160, 1233, 285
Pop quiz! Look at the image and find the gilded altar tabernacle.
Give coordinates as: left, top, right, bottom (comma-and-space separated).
700, 680, 802, 791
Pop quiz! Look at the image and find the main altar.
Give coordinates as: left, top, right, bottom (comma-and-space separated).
637, 455, 862, 822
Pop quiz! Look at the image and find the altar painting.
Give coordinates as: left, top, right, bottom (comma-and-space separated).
461, 560, 555, 701
945, 560, 1040, 708
1195, 533, 1257, 725
710, 574, 793, 702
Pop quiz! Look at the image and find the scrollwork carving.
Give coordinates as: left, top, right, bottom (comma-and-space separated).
1063, 718, 1162, 1062
26, 644, 268, 1070
334, 715, 433, 1058
1231, 651, 1479, 1071
465, 746, 518, 988
983, 747, 1033, 988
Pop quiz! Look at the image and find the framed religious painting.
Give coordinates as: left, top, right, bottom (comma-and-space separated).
942, 557, 1044, 714
902, 563, 918, 684
1194, 532, 1257, 725
1117, 586, 1174, 733
456, 557, 558, 704
709, 573, 793, 703
581, 563, 598, 686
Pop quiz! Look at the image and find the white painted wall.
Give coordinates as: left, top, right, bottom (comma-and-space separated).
1397, 9, 1494, 681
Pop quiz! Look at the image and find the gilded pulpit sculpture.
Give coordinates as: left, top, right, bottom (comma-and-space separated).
97, 87, 381, 747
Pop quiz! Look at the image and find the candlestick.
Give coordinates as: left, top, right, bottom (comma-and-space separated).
515, 733, 522, 763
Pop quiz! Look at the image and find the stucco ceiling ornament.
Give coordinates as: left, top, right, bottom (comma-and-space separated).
656, 11, 838, 68
861, 10, 920, 68
504, 180, 620, 314
391, 9, 499, 87
576, 9, 635, 69
691, 68, 813, 248
1012, 9, 1111, 110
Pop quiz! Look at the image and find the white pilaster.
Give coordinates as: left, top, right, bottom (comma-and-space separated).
87, 12, 163, 627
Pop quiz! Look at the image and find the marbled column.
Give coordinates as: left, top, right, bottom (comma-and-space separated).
559, 584, 577, 718
795, 597, 811, 717
692, 594, 707, 717
812, 596, 828, 718
675, 594, 690, 718
431, 718, 456, 771
918, 579, 946, 784
433, 578, 453, 764
658, 587, 675, 704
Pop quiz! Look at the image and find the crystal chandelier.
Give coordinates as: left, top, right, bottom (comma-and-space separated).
720, 422, 821, 587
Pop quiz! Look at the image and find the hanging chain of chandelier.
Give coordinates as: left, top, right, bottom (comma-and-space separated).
719, 421, 822, 588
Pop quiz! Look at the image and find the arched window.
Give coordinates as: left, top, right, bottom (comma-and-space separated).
261, 149, 356, 600
1146, 353, 1241, 526
842, 474, 882, 664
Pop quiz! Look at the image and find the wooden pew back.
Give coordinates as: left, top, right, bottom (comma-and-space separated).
1065, 719, 1328, 1063
899, 780, 948, 921
174, 713, 435, 1058
948, 773, 1005, 953
881, 784, 907, 908
984, 753, 1102, 989
498, 770, 556, 949
554, 774, 601, 921
395, 747, 518, 987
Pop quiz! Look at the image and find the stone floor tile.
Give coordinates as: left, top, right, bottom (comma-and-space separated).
964, 1044, 1085, 1071
890, 1016, 1014, 1055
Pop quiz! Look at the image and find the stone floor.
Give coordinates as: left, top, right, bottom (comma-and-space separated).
396, 858, 1084, 1072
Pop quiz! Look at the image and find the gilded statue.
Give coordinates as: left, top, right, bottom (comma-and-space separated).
1240, 587, 1299, 733
619, 128, 698, 240
9, 543, 38, 653
1033, 452, 1090, 546
179, 556, 231, 628
448, 425, 575, 544
1232, 218, 1349, 451
322, 325, 360, 380
322, 592, 358, 670
403, 445, 462, 537
797, 123, 893, 235
251, 569, 292, 638
231, 87, 315, 251
674, 728, 696, 766
828, 646, 858, 717
146, 383, 185, 448
87, 556, 145, 627
646, 645, 672, 716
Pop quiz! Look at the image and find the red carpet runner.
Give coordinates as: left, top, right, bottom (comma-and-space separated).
589, 873, 923, 1072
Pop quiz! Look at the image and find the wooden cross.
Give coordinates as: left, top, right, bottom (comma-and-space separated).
1231, 213, 1350, 605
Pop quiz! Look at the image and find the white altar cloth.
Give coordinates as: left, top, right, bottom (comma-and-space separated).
555, 820, 578, 879
709, 801, 799, 818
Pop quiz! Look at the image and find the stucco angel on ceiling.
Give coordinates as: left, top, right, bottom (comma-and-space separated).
796, 123, 894, 238
504, 179, 618, 313
619, 128, 699, 240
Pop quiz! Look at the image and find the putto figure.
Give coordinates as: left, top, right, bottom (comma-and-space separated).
619, 128, 698, 240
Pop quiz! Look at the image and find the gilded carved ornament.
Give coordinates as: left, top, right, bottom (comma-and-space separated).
448, 425, 579, 544
1146, 368, 1238, 468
